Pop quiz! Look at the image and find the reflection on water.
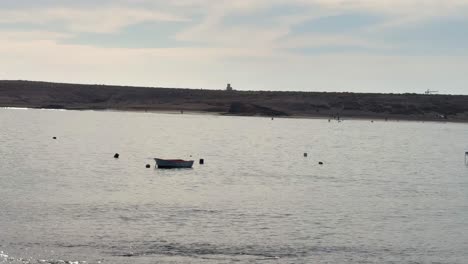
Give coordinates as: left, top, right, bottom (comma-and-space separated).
1, 109, 468, 264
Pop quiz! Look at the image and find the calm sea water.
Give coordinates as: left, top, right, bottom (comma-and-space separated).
1, 108, 467, 264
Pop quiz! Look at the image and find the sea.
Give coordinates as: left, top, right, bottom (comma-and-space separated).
1, 108, 467, 264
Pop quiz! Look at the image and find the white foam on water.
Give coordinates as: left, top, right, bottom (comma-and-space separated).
35, 108, 67, 112
0, 107, 29, 110
0, 107, 67, 111
0, 252, 87, 264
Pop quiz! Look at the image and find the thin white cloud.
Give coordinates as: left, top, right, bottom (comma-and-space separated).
0, 30, 72, 41
278, 34, 391, 50
0, 7, 188, 33
172, 0, 468, 49
0, 33, 274, 65
294, 0, 468, 15
2, 0, 467, 45
130, 0, 468, 16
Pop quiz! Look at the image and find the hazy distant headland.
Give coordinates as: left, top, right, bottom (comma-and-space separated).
1, 80, 468, 122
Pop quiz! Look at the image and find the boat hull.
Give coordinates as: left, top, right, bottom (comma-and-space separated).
154, 158, 194, 169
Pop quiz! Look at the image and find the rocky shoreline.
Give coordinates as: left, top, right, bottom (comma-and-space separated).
1, 80, 468, 122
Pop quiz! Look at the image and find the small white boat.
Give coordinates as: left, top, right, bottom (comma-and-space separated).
154, 158, 194, 169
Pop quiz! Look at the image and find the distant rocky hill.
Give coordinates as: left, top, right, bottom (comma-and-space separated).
1, 80, 468, 121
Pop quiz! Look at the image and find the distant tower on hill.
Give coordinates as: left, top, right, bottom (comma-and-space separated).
424, 89, 438, 95
226, 83, 233, 91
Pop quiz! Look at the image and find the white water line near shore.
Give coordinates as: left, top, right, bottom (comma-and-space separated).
0, 107, 67, 111
1, 106, 468, 125
0, 107, 30, 110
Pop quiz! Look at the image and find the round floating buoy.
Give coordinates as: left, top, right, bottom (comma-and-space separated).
199, 159, 205, 165
304, 153, 308, 157
146, 164, 151, 168
53, 137, 57, 139
114, 153, 120, 159
319, 162, 324, 165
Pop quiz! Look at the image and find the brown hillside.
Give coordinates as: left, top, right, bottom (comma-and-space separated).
1, 80, 468, 121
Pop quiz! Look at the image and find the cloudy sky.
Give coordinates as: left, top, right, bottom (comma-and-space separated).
1, 0, 467, 94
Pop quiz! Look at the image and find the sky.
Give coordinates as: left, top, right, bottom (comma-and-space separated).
0, 0, 467, 94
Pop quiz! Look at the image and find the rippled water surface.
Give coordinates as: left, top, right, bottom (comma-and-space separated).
1, 108, 468, 264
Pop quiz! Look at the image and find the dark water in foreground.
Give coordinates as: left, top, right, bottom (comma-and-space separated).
1, 109, 468, 264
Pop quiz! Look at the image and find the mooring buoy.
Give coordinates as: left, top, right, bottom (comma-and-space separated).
199, 159, 205, 165
146, 164, 151, 168
304, 153, 308, 157
53, 137, 57, 140
114, 153, 120, 159
319, 162, 324, 165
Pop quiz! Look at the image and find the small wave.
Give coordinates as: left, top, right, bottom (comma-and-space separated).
1, 250, 10, 260
37, 108, 67, 111
0, 107, 68, 111
0, 250, 89, 264
109, 241, 301, 260
0, 107, 29, 110
105, 240, 389, 263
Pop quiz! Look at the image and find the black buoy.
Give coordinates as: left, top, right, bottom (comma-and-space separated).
146, 164, 151, 168
304, 153, 308, 157
199, 159, 204, 165
319, 162, 324, 165
114, 153, 120, 159
53, 137, 57, 140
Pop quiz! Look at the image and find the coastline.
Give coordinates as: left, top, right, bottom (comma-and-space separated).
2, 106, 466, 125
1, 80, 468, 123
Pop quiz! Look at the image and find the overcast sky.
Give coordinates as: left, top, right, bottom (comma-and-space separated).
1, 0, 467, 94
